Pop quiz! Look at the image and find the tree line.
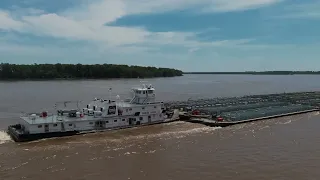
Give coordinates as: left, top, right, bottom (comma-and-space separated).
0, 63, 183, 80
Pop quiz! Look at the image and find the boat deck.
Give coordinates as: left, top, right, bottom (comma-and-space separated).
21, 115, 97, 125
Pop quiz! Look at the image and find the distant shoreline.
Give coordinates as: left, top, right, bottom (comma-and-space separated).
183, 71, 320, 75
0, 63, 183, 80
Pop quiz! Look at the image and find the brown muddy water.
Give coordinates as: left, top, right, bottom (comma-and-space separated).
1, 75, 320, 180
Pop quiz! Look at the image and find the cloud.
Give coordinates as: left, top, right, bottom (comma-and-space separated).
63, 0, 126, 25
275, 1, 320, 19
123, 0, 282, 14
0, 11, 24, 31
0, 0, 283, 56
202, 0, 283, 12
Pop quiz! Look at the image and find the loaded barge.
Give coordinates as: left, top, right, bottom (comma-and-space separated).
174, 91, 320, 127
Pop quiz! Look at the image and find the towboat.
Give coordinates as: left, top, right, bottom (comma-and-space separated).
7, 83, 168, 142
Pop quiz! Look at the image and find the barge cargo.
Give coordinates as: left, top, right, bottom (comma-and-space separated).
185, 108, 319, 127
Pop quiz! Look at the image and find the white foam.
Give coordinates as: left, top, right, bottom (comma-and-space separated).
280, 120, 292, 125
124, 126, 222, 141
0, 131, 12, 144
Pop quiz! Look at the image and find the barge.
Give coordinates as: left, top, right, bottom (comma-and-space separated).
185, 108, 319, 127
7, 84, 172, 142
176, 92, 320, 127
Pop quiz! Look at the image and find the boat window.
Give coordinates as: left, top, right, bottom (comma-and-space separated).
45, 124, 49, 128
143, 91, 145, 94
142, 107, 145, 110
126, 109, 128, 112
69, 124, 72, 126
129, 108, 132, 111
106, 121, 109, 123
89, 122, 93, 125
114, 120, 117, 122
53, 124, 57, 127
148, 90, 153, 94
154, 106, 157, 108
122, 119, 125, 121
139, 117, 143, 120
38, 125, 42, 128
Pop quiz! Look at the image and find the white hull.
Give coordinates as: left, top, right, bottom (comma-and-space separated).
19, 113, 167, 134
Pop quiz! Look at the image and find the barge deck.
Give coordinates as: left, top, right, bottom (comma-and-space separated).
184, 109, 319, 127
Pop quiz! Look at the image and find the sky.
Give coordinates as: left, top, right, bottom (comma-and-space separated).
0, 0, 320, 72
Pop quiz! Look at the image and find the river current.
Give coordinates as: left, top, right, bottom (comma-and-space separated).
1, 74, 320, 180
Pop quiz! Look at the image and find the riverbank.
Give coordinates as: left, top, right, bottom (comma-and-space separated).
0, 63, 183, 80
0, 76, 182, 82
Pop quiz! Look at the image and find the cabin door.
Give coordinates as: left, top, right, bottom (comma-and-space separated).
100, 121, 106, 128
148, 116, 151, 123
129, 118, 135, 125
61, 123, 65, 131
44, 124, 49, 132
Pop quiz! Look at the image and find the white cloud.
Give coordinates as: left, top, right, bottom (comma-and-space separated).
207, 0, 283, 12
0, 0, 282, 52
64, 0, 126, 25
124, 0, 281, 14
0, 11, 24, 31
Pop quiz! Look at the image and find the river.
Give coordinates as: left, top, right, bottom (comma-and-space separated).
0, 74, 320, 180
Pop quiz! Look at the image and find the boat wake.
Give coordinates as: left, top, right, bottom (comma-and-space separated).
128, 126, 222, 141
0, 130, 12, 144
278, 120, 292, 125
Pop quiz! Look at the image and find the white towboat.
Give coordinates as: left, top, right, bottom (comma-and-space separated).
7, 83, 171, 142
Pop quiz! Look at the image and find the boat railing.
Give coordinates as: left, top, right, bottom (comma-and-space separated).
20, 112, 55, 119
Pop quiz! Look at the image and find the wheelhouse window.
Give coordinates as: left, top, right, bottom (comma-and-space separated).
114, 120, 117, 122
69, 124, 73, 126
53, 124, 58, 127
122, 119, 125, 121
139, 117, 143, 120
38, 125, 42, 128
